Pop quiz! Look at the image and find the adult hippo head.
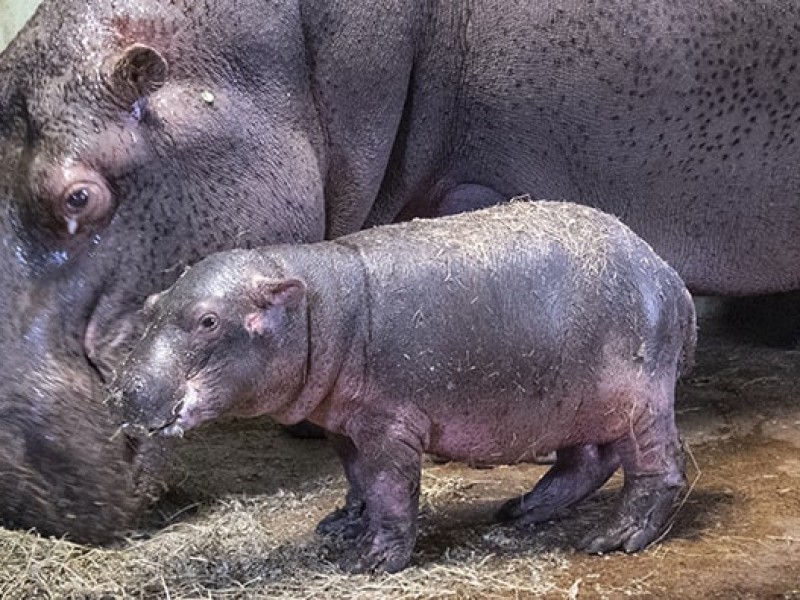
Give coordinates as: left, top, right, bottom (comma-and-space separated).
2, 0, 800, 542
0, 0, 353, 542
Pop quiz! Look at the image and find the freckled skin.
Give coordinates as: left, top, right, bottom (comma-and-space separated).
110, 201, 696, 573
0, 0, 798, 542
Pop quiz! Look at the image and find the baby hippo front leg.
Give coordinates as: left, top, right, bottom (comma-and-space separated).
316, 434, 369, 539
322, 409, 429, 574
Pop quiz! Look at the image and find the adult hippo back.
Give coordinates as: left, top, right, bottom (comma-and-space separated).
0, 0, 797, 543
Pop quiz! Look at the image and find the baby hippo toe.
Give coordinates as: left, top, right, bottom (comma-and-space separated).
316, 502, 368, 540
579, 475, 684, 554
579, 516, 655, 554
337, 530, 415, 574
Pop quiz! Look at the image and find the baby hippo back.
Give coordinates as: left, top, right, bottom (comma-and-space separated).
330, 200, 692, 425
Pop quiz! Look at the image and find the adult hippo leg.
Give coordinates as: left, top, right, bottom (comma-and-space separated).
497, 444, 621, 526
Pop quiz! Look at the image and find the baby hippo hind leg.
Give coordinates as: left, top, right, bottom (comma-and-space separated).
580, 382, 686, 554
497, 444, 621, 526
316, 433, 369, 540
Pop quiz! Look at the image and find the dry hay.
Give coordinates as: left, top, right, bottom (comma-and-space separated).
0, 462, 572, 600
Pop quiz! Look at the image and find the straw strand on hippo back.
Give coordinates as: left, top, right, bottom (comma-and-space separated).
109, 200, 695, 573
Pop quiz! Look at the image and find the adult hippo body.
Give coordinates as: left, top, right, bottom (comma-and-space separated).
0, 0, 797, 542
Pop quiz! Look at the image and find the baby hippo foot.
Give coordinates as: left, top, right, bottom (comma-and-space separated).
316, 499, 368, 540
580, 474, 685, 554
338, 526, 415, 574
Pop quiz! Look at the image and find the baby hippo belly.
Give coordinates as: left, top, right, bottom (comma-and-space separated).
423, 390, 631, 467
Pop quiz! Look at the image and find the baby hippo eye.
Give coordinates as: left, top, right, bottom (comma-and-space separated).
198, 313, 219, 332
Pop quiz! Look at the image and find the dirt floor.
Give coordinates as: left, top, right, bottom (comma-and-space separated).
1, 295, 799, 599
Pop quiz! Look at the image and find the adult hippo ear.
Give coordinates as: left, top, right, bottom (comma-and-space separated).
109, 43, 168, 106
245, 277, 307, 337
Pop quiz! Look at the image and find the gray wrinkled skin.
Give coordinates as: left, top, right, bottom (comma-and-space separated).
110, 201, 696, 573
0, 0, 799, 542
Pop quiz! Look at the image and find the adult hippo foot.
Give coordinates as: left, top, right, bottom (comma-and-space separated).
316, 500, 368, 539
337, 528, 415, 574
579, 475, 685, 554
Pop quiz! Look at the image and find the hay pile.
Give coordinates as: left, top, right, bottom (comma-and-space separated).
0, 477, 570, 599
0, 423, 572, 599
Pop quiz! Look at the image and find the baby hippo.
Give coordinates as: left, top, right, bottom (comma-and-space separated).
108, 199, 695, 573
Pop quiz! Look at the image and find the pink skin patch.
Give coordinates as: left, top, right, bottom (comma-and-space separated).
159, 380, 205, 437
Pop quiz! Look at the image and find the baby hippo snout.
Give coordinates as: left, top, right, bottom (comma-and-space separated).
107, 368, 185, 437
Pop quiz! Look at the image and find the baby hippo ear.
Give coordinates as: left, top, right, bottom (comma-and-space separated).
245, 277, 307, 336
110, 43, 168, 104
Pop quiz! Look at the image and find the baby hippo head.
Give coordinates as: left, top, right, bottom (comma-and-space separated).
106, 250, 308, 437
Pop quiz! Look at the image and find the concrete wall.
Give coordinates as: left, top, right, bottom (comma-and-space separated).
0, 0, 42, 52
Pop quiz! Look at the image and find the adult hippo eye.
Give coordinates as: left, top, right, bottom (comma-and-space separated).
62, 182, 103, 216
54, 174, 113, 237
65, 187, 91, 212
198, 313, 219, 332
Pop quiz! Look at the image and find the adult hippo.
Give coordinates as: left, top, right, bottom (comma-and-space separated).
0, 0, 798, 543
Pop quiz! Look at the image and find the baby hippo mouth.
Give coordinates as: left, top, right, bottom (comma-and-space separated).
145, 387, 202, 437
109, 381, 203, 439
149, 399, 187, 438
115, 398, 186, 438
